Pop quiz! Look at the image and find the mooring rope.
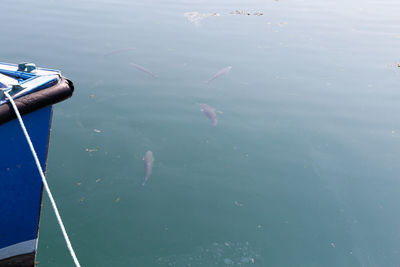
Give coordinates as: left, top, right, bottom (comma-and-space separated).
4, 91, 81, 267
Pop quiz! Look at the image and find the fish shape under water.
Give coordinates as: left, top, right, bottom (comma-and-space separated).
205, 66, 232, 83
142, 151, 154, 186
200, 103, 218, 126
130, 63, 157, 78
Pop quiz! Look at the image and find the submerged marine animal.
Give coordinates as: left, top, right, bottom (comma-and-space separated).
129, 63, 157, 78
142, 151, 154, 186
205, 66, 232, 83
200, 104, 218, 126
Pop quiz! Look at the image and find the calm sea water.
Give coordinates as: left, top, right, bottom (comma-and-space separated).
2, 0, 400, 266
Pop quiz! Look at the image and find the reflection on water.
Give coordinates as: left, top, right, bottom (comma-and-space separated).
156, 241, 260, 266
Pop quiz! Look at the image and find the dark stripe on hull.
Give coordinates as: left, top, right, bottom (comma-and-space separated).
0, 77, 73, 125
0, 253, 35, 267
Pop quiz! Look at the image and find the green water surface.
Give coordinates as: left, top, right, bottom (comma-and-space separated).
1, 0, 400, 266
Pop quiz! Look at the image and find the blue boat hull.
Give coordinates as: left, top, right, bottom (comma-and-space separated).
0, 106, 53, 267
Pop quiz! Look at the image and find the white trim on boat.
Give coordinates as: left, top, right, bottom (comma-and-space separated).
0, 74, 60, 105
0, 73, 18, 86
0, 239, 37, 260
13, 74, 60, 98
0, 62, 60, 76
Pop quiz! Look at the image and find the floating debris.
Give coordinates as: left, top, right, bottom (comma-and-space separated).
234, 201, 244, 207
79, 197, 85, 203
115, 197, 120, 203
85, 148, 98, 153
142, 151, 154, 186
89, 94, 95, 99
95, 178, 101, 183
200, 103, 218, 126
93, 129, 101, 133
184, 11, 220, 25
230, 10, 249, 15
229, 10, 263, 16
129, 63, 157, 78
184, 11, 261, 26
206, 66, 232, 83
331, 242, 336, 248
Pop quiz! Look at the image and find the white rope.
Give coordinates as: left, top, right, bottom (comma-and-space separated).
4, 91, 81, 267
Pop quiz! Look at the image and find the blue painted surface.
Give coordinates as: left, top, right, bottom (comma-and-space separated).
0, 63, 60, 106
0, 106, 52, 249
